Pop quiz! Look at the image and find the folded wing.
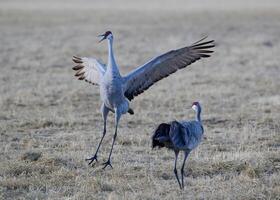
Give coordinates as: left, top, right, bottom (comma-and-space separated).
169, 121, 203, 150
123, 37, 215, 101
72, 56, 106, 85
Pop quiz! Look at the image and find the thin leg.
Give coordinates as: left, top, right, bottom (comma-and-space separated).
102, 109, 121, 169
174, 150, 182, 189
86, 105, 109, 166
181, 150, 190, 189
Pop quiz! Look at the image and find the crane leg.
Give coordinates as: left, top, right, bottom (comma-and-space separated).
181, 150, 190, 189
86, 105, 109, 166
174, 150, 182, 189
102, 109, 121, 169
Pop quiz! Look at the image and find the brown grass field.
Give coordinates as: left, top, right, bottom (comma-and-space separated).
1, 0, 280, 199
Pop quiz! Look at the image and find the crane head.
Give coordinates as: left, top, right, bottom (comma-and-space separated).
98, 31, 113, 43
192, 101, 200, 112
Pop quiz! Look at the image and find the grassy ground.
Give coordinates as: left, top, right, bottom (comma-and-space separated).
0, 0, 280, 199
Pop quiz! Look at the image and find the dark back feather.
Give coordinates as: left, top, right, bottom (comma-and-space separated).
152, 123, 171, 148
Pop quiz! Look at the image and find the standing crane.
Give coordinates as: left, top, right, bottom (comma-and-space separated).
72, 31, 214, 169
152, 102, 204, 189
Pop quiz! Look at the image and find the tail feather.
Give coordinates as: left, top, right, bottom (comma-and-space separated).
152, 123, 171, 148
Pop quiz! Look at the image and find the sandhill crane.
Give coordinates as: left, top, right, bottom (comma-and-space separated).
152, 102, 204, 189
72, 31, 214, 169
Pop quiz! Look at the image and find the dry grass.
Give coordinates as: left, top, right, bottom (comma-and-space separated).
0, 0, 280, 199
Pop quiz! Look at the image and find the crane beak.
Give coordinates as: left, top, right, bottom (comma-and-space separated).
98, 34, 106, 43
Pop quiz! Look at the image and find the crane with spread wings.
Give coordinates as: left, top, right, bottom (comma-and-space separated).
72, 31, 214, 169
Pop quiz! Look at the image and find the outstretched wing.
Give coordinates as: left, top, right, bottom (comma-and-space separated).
123, 37, 214, 100
72, 56, 106, 85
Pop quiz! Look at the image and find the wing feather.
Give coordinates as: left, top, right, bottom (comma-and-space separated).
123, 37, 214, 101
170, 120, 203, 150
72, 56, 106, 85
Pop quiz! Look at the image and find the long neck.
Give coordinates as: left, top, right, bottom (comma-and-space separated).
195, 107, 202, 122
107, 38, 119, 74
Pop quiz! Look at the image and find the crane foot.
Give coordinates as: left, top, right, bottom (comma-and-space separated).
86, 155, 98, 166
102, 160, 113, 169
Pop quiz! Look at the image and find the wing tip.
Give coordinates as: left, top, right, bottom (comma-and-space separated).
72, 65, 84, 71
191, 36, 215, 48
192, 36, 208, 45
190, 37, 215, 57
75, 71, 85, 77
72, 56, 83, 64
191, 40, 215, 48
78, 76, 85, 80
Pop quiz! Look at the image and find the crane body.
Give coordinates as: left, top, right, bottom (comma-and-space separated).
152, 102, 204, 189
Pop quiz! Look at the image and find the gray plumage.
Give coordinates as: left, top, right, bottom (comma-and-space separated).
72, 31, 213, 169
152, 102, 203, 189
